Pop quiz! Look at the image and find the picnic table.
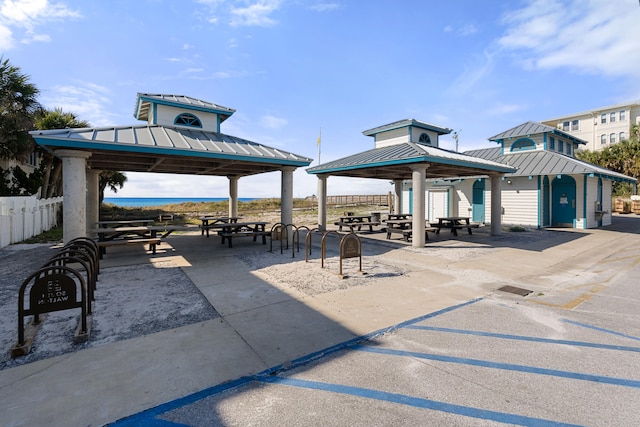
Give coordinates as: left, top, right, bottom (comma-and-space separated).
385, 219, 437, 241
199, 216, 239, 237
90, 226, 160, 259
90, 224, 197, 258
334, 214, 380, 232
216, 221, 270, 248
91, 226, 152, 241
432, 217, 479, 236
95, 219, 155, 228
386, 213, 412, 221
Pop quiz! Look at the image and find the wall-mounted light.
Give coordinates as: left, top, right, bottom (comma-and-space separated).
507, 180, 512, 185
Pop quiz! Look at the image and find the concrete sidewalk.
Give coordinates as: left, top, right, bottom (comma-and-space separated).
1, 215, 640, 426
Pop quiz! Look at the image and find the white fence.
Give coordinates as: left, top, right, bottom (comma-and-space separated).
0, 195, 63, 248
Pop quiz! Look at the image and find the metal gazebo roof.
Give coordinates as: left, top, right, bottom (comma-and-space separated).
31, 125, 312, 177
306, 141, 516, 180
488, 121, 587, 146
465, 146, 637, 183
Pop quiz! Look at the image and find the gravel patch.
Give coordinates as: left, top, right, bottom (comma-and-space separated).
0, 245, 218, 371
237, 249, 405, 296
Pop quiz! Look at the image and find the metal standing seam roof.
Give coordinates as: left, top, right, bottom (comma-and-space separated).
464, 146, 636, 183
488, 121, 587, 146
306, 142, 516, 180
134, 93, 236, 123
362, 118, 453, 136
30, 125, 313, 177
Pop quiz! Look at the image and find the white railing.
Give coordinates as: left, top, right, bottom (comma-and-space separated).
0, 195, 63, 248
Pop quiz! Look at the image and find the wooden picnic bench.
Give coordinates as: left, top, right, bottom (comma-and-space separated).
386, 213, 412, 221
199, 217, 240, 237
386, 226, 438, 241
216, 221, 270, 248
96, 237, 161, 259
334, 220, 381, 232
334, 214, 381, 232
432, 217, 480, 236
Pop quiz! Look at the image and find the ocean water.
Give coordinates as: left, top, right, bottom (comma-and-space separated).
103, 197, 257, 207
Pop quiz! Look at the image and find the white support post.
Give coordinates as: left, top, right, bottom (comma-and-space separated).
228, 176, 239, 218
57, 149, 91, 243
410, 165, 427, 247
281, 167, 295, 228
490, 174, 503, 236
317, 174, 327, 231
394, 180, 403, 214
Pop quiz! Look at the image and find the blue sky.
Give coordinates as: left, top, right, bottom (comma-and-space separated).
2, 0, 640, 198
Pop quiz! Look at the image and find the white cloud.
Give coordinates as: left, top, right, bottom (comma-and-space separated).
24, 32, 49, 43
448, 49, 495, 96
196, 0, 283, 28
0, 23, 13, 49
486, 103, 526, 116
310, 3, 340, 12
459, 24, 478, 36
230, 0, 282, 27
443, 23, 478, 36
499, 0, 640, 77
260, 114, 287, 129
0, 0, 80, 48
40, 82, 118, 127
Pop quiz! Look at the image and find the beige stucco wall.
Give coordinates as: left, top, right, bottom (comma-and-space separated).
543, 103, 640, 152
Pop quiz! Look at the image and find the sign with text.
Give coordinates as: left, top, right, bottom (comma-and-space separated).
29, 274, 79, 313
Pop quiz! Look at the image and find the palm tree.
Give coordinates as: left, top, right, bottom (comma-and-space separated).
0, 57, 40, 161
33, 108, 127, 200
99, 170, 127, 204
33, 108, 90, 198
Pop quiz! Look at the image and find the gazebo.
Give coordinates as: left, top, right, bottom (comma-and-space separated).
30, 93, 313, 242
307, 119, 517, 247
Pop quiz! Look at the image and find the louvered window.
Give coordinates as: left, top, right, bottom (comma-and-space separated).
174, 113, 202, 128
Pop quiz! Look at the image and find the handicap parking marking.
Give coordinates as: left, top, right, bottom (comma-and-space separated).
562, 319, 640, 342
258, 376, 583, 427
402, 325, 640, 353
352, 345, 640, 389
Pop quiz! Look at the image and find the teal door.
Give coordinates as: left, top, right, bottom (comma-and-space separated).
552, 176, 576, 227
472, 179, 485, 223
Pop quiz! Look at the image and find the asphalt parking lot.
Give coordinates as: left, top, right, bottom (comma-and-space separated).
110, 236, 640, 427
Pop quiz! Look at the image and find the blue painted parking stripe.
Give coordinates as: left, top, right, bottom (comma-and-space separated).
259, 376, 582, 427
563, 319, 640, 342
260, 298, 482, 377
353, 345, 640, 389
404, 325, 640, 353
107, 299, 482, 426
105, 376, 255, 426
